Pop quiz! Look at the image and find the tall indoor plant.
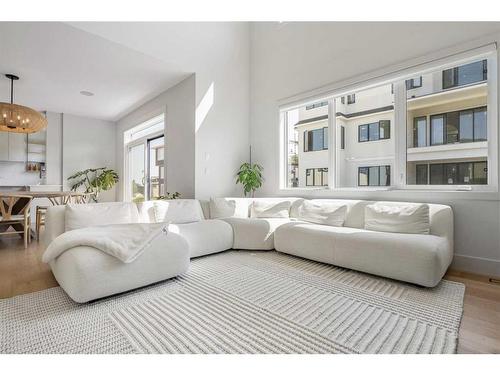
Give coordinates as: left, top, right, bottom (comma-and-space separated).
236, 147, 263, 197
67, 167, 119, 202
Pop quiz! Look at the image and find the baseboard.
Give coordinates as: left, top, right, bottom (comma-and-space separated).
451, 254, 500, 278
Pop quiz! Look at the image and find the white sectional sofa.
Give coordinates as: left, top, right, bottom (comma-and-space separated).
43, 196, 453, 302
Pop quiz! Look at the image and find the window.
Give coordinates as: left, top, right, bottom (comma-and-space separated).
284, 102, 329, 188
442, 60, 487, 89
306, 101, 328, 110
281, 50, 495, 191
413, 117, 427, 147
406, 76, 422, 90
304, 127, 328, 151
358, 166, 391, 186
407, 56, 490, 187
427, 161, 487, 185
358, 120, 390, 142
124, 115, 165, 201
416, 164, 428, 185
430, 114, 445, 145
340, 126, 345, 150
429, 107, 487, 145
306, 168, 328, 187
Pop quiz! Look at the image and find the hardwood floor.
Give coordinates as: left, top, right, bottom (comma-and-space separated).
0, 232, 499, 354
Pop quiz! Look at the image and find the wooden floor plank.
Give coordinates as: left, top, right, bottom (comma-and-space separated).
0, 233, 499, 354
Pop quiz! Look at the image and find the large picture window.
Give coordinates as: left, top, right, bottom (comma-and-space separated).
282, 48, 496, 191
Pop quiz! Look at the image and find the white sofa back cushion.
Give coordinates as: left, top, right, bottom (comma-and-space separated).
65, 202, 140, 232
297, 200, 347, 226
250, 200, 291, 218
209, 197, 250, 219
365, 202, 430, 234
153, 199, 204, 224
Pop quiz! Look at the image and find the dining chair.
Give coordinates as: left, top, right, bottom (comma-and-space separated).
0, 194, 33, 249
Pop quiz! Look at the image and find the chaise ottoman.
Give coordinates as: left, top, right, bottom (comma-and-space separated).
48, 231, 189, 303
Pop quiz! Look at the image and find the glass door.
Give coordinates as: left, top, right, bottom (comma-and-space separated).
127, 143, 145, 202
147, 136, 165, 199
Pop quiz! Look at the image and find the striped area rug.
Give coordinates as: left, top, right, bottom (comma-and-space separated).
110, 251, 465, 354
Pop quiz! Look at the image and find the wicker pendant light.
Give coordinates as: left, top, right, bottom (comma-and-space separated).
0, 74, 47, 134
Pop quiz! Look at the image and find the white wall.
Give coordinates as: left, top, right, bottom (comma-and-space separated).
116, 75, 196, 200
73, 22, 251, 200
45, 112, 63, 185
250, 22, 500, 276
62, 114, 117, 201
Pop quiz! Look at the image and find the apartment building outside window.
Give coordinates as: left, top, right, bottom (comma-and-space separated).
358, 120, 390, 142
304, 127, 328, 151
306, 168, 328, 186
281, 46, 496, 191
406, 76, 422, 90
358, 166, 391, 186
442, 59, 487, 89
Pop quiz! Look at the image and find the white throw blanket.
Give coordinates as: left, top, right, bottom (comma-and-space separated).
43, 223, 169, 264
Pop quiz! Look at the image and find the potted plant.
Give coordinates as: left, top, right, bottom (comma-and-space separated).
68, 167, 119, 203
236, 162, 264, 197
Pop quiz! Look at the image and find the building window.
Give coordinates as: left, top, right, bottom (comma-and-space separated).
429, 107, 487, 145
442, 60, 487, 89
340, 126, 345, 150
304, 127, 328, 152
347, 94, 356, 104
358, 120, 390, 142
406, 76, 422, 90
305, 168, 328, 187
305, 101, 328, 110
413, 117, 427, 147
416, 164, 428, 185
430, 114, 445, 145
358, 166, 391, 187
428, 161, 487, 185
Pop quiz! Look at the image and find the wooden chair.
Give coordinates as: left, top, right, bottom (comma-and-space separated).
0, 194, 33, 249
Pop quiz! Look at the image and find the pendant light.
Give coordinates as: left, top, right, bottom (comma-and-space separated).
0, 74, 47, 133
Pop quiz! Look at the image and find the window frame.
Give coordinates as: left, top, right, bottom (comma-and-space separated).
358, 165, 391, 187
442, 59, 488, 90
279, 44, 498, 193
406, 76, 423, 90
305, 167, 329, 187
358, 120, 391, 142
304, 126, 328, 152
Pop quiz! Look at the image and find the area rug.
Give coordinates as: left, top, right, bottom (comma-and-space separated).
0, 250, 465, 354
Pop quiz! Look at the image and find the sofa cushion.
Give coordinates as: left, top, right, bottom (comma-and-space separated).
65, 202, 140, 232
222, 217, 295, 250
250, 200, 291, 218
169, 219, 233, 258
297, 200, 347, 226
274, 222, 451, 287
153, 199, 204, 224
291, 199, 373, 229
209, 197, 251, 219
365, 202, 430, 234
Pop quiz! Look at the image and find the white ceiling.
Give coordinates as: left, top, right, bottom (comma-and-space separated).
0, 22, 189, 121
3, 22, 500, 122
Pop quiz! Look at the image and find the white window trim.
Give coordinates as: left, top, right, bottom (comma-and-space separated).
278, 41, 498, 195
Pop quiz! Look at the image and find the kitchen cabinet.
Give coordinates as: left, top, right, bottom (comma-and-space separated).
0, 132, 8, 160
8, 133, 27, 162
